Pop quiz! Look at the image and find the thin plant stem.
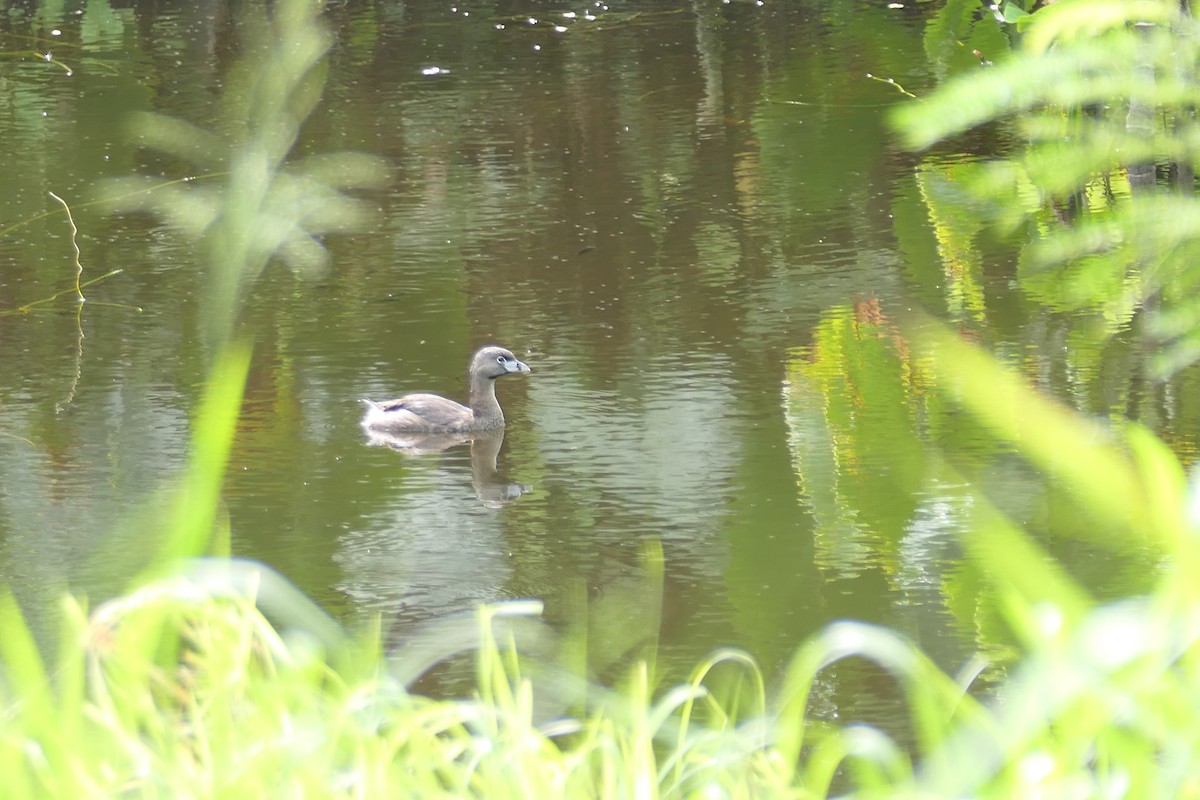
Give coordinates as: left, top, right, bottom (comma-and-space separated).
47, 192, 84, 302
40, 192, 139, 411
47, 192, 85, 411
0, 271, 134, 318
0, 49, 75, 75
865, 72, 920, 100
0, 431, 36, 448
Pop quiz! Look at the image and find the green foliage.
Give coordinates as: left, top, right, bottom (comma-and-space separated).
911, 333, 1200, 798
5, 0, 1200, 796
923, 0, 1014, 79
0, 583, 798, 797
7, 331, 1200, 796
103, 0, 387, 353
895, 0, 1200, 377
774, 285, 1200, 794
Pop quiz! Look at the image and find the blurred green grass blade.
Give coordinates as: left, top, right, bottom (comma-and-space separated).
0, 589, 59, 794
179, 559, 349, 658
1125, 425, 1190, 550
775, 620, 978, 786
919, 323, 1148, 544
1022, 0, 1172, 54
52, 596, 90, 762
141, 341, 251, 579
962, 492, 1093, 632
0, 589, 49, 704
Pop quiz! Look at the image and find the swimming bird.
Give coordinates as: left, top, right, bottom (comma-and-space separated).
361, 345, 530, 434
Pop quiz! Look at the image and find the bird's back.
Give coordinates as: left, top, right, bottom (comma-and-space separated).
360, 393, 474, 433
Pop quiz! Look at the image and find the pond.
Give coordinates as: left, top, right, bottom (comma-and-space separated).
0, 0, 1192, 731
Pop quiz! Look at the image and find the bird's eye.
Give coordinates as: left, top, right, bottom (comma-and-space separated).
497, 356, 507, 363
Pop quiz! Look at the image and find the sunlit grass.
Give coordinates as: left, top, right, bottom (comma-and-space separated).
4, 485, 1197, 799
0, 578, 809, 797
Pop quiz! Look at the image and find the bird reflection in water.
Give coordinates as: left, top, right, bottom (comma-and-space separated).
363, 427, 531, 508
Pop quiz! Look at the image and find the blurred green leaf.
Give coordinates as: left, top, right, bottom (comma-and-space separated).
1023, 0, 1172, 54
105, 0, 388, 352
924, 0, 1012, 80
919, 323, 1153, 538
897, 1, 1200, 376
1002, 2, 1029, 24
142, 340, 250, 579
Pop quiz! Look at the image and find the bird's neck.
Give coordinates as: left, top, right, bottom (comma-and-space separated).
468, 373, 503, 428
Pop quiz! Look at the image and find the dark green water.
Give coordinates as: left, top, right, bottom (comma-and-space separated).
0, 0, 1192, 727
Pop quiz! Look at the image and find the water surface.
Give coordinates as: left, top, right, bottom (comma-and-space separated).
0, 0, 1188, 733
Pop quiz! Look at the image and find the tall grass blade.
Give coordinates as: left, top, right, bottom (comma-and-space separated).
140, 341, 251, 579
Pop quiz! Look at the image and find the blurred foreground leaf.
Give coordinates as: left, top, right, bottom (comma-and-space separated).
895, 0, 1200, 377
103, 0, 388, 352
